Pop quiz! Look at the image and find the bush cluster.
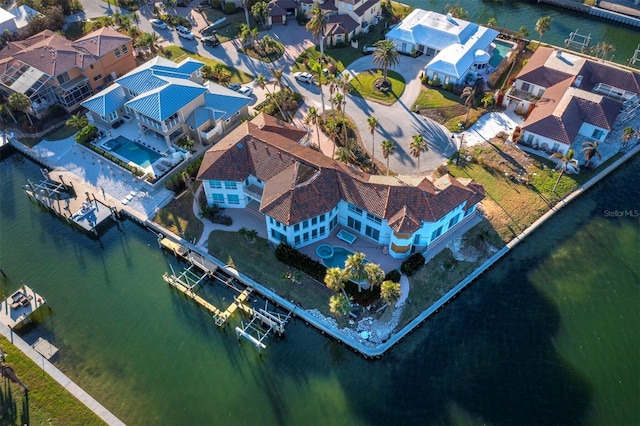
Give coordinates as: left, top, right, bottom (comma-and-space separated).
274, 243, 326, 282
74, 125, 98, 144
198, 190, 232, 225
164, 157, 203, 194
400, 252, 425, 276
384, 269, 401, 283
160, 14, 191, 28
223, 3, 236, 13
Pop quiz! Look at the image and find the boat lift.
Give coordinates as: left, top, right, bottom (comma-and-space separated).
236, 301, 292, 352
564, 29, 591, 53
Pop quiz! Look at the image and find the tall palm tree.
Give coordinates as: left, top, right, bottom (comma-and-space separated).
580, 140, 601, 168
256, 73, 287, 122
332, 92, 345, 145
335, 146, 351, 164
344, 252, 367, 291
270, 66, 289, 121
8, 92, 33, 126
550, 149, 578, 192
487, 17, 497, 28
372, 39, 400, 86
305, 106, 321, 147
364, 263, 385, 291
66, 114, 88, 129
367, 115, 379, 164
535, 16, 552, 44
460, 86, 475, 126
324, 267, 347, 298
308, 59, 326, 120
481, 92, 495, 108
380, 280, 401, 306
621, 126, 637, 150
306, 5, 326, 58
381, 139, 396, 175
329, 293, 350, 316
325, 117, 339, 159
336, 74, 350, 145
409, 134, 427, 174
596, 41, 615, 61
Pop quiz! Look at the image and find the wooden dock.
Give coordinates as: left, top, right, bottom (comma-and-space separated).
159, 238, 188, 257
0, 284, 48, 329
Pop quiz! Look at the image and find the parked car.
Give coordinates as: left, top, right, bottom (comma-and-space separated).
293, 72, 314, 84
176, 26, 195, 40
228, 83, 241, 91
150, 19, 167, 30
237, 86, 253, 96
176, 1, 189, 7
201, 35, 220, 47
195, 1, 212, 10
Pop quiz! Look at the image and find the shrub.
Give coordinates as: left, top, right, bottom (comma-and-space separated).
223, 3, 236, 13
160, 14, 191, 28
74, 125, 98, 143
274, 243, 326, 282
400, 252, 425, 276
210, 0, 222, 9
384, 269, 401, 283
443, 83, 454, 91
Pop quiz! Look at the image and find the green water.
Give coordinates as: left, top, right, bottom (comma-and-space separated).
1, 151, 639, 425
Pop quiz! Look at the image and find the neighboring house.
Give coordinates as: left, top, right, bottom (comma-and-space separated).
299, 0, 381, 45
504, 47, 640, 155
0, 8, 17, 34
385, 9, 498, 86
266, 0, 298, 25
9, 5, 41, 30
0, 27, 136, 117
197, 113, 485, 259
82, 56, 252, 149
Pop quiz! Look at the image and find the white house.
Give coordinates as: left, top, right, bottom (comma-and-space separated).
197, 113, 485, 259
385, 9, 498, 85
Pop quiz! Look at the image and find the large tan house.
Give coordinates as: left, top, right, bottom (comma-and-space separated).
0, 27, 136, 117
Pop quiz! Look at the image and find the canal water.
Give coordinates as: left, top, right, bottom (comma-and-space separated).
1, 150, 638, 424
403, 0, 640, 66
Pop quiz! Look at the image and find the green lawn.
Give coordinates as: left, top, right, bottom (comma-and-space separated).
0, 335, 105, 425
413, 86, 485, 131
19, 125, 77, 147
348, 70, 405, 105
159, 45, 254, 83
153, 187, 204, 243
201, 9, 258, 43
413, 87, 461, 109
241, 40, 285, 63
207, 230, 334, 316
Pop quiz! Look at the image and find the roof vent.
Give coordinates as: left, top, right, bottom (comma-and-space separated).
237, 143, 243, 149
446, 12, 454, 23
574, 75, 583, 87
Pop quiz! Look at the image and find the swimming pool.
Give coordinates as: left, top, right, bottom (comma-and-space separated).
489, 40, 514, 68
109, 136, 161, 168
321, 246, 369, 269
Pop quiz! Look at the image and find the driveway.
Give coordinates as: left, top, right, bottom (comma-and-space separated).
66, 0, 131, 23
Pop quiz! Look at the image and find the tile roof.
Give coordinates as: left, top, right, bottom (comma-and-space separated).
72, 27, 131, 57
81, 84, 127, 115
325, 14, 359, 36
197, 113, 484, 231
354, 0, 379, 17
578, 60, 640, 94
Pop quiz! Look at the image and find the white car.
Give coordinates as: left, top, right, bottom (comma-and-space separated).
237, 86, 253, 97
176, 26, 195, 40
150, 19, 167, 30
293, 72, 314, 84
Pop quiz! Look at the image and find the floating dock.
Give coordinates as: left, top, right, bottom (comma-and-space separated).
0, 284, 48, 329
32, 337, 59, 360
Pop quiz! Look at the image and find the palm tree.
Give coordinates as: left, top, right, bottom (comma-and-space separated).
460, 86, 475, 126
335, 146, 351, 163
517, 25, 529, 39
381, 139, 396, 175
596, 41, 615, 61
487, 17, 497, 28
372, 39, 400, 86
8, 92, 33, 126
332, 92, 345, 145
336, 74, 350, 145
308, 59, 326, 120
256, 73, 288, 122
329, 293, 350, 316
409, 134, 427, 174
270, 66, 289, 122
380, 280, 401, 306
580, 140, 601, 168
306, 6, 326, 58
305, 106, 321, 147
324, 267, 347, 298
535, 16, 552, 44
481, 92, 495, 108
66, 114, 88, 129
550, 149, 578, 192
367, 115, 379, 165
364, 263, 385, 291
344, 252, 367, 291
621, 126, 637, 150
325, 117, 339, 159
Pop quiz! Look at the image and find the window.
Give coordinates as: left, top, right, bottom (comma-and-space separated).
102, 110, 118, 123
129, 89, 138, 97
122, 44, 128, 54
366, 212, 382, 224
365, 225, 379, 241
224, 181, 237, 190
303, 220, 309, 229
592, 129, 604, 140
413, 234, 421, 245
294, 235, 301, 245
303, 232, 309, 242
312, 229, 318, 239
320, 226, 325, 236
320, 214, 325, 222
209, 180, 222, 188
464, 208, 473, 217
330, 216, 338, 229
93, 74, 102, 82
348, 204, 363, 215
448, 214, 459, 229
521, 82, 531, 92
115, 48, 121, 58
212, 193, 224, 204
431, 226, 442, 242
227, 194, 240, 204
347, 217, 362, 232
294, 223, 300, 232
311, 217, 318, 226
271, 229, 287, 243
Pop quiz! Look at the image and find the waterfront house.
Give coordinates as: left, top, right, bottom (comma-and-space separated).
0, 5, 41, 34
266, 0, 298, 25
504, 47, 640, 155
385, 9, 498, 86
197, 113, 485, 259
0, 27, 136, 118
299, 0, 382, 45
81, 56, 251, 149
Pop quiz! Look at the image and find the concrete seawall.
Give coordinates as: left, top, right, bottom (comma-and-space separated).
536, 0, 640, 27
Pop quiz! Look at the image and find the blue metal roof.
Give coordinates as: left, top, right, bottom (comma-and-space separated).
81, 84, 127, 115
125, 84, 206, 121
116, 69, 168, 94
204, 91, 251, 120
185, 106, 226, 128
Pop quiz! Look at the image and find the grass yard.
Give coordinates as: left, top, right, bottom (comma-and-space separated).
207, 231, 334, 316
413, 86, 485, 131
153, 187, 204, 243
159, 45, 254, 83
201, 9, 258, 43
349, 70, 405, 105
19, 124, 77, 147
241, 40, 285, 63
0, 335, 105, 425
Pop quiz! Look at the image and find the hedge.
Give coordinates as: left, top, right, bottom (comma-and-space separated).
274, 243, 326, 282
400, 253, 425, 276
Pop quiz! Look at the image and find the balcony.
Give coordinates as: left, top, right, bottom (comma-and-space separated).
506, 86, 540, 103
243, 184, 263, 201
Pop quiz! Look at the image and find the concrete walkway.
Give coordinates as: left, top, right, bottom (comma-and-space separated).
0, 323, 125, 425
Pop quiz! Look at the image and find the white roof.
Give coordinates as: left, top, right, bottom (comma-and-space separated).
11, 5, 41, 29
0, 8, 15, 25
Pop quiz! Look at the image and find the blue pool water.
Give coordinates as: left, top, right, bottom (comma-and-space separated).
489, 40, 514, 68
322, 246, 369, 269
110, 136, 161, 168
